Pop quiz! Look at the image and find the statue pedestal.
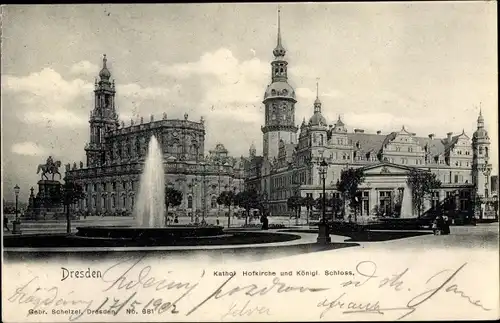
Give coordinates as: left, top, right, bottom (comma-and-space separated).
26, 180, 64, 220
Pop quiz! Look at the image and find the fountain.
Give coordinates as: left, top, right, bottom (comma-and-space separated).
134, 135, 166, 228
73, 135, 226, 246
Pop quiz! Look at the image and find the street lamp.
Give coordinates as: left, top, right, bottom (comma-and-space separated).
12, 184, 22, 234
217, 162, 222, 220
317, 159, 331, 244
200, 161, 207, 224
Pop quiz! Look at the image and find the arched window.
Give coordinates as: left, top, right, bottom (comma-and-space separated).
211, 196, 217, 209
101, 196, 106, 209
188, 196, 193, 209
131, 196, 135, 209
136, 140, 141, 157
271, 89, 276, 96
92, 197, 96, 208
126, 142, 131, 156
112, 196, 116, 208
122, 195, 126, 208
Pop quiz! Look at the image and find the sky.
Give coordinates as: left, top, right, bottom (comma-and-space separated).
1, 2, 497, 202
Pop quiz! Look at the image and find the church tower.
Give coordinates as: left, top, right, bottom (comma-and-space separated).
85, 54, 119, 167
472, 108, 492, 198
261, 8, 298, 160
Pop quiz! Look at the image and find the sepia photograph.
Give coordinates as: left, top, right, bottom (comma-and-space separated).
1, 2, 499, 322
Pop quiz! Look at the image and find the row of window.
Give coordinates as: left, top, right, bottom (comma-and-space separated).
394, 146, 417, 153
82, 194, 231, 211
85, 181, 136, 192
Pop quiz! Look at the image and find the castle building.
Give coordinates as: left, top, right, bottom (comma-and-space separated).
64, 55, 245, 217
244, 10, 493, 220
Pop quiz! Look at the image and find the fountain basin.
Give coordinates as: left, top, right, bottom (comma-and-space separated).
76, 225, 225, 242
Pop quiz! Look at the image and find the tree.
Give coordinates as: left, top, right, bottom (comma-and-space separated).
301, 195, 315, 224
287, 196, 303, 225
328, 196, 344, 219
165, 187, 183, 224
217, 190, 236, 227
406, 169, 442, 218
55, 182, 85, 233
337, 168, 365, 222
234, 189, 261, 225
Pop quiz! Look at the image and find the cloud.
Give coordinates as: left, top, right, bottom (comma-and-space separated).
2, 68, 93, 105
11, 142, 47, 156
70, 60, 99, 75
118, 83, 182, 100
2, 68, 93, 128
22, 110, 87, 128
157, 48, 269, 107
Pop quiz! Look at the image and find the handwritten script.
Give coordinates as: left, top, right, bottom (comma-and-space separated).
6, 256, 493, 321
317, 261, 491, 320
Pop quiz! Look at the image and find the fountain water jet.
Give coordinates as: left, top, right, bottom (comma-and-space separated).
134, 135, 166, 227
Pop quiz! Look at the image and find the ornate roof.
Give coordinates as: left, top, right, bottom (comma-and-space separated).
308, 112, 327, 126
99, 54, 111, 80
264, 81, 296, 100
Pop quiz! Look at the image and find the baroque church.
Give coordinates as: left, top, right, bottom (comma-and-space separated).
244, 10, 493, 220
64, 55, 246, 218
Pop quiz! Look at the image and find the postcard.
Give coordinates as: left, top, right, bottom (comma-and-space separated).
1, 2, 499, 322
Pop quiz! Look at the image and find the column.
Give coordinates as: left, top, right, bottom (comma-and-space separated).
369, 188, 377, 216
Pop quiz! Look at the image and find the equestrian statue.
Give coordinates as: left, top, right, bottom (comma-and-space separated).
37, 156, 62, 181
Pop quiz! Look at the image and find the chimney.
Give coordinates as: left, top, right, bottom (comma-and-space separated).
428, 133, 435, 139
354, 129, 364, 133
447, 132, 453, 142
376, 130, 381, 135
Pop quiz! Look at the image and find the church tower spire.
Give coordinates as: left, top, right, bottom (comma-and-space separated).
314, 80, 322, 113
273, 7, 286, 59
261, 7, 298, 160
86, 54, 119, 168
472, 103, 491, 200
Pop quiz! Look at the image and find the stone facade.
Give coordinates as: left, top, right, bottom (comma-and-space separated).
64, 55, 245, 217
244, 10, 492, 220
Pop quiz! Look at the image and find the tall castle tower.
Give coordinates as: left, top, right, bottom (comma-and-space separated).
261, 9, 298, 160
472, 108, 492, 198
85, 54, 119, 167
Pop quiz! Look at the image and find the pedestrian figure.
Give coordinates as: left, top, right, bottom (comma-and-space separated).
3, 215, 10, 232
433, 214, 445, 235
442, 215, 450, 235
260, 213, 269, 230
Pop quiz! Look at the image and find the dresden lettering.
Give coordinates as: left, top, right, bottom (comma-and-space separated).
61, 268, 102, 282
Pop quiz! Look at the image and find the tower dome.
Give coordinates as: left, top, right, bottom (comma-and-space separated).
473, 108, 489, 140
308, 81, 326, 126
308, 112, 327, 126
99, 54, 111, 80
264, 81, 296, 100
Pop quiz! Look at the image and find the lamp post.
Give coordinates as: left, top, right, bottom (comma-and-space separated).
317, 159, 331, 244
200, 162, 207, 224
218, 162, 222, 221
12, 185, 22, 234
